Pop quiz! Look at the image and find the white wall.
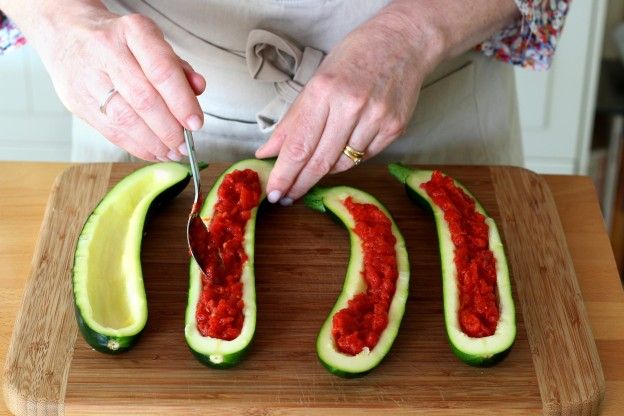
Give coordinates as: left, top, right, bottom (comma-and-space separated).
516, 0, 609, 174
0, 46, 72, 161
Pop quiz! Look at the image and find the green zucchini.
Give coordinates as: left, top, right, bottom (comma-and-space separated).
388, 163, 516, 366
304, 186, 410, 377
185, 159, 273, 368
72, 162, 195, 353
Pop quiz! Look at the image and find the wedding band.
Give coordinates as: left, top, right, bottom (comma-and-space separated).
342, 145, 366, 166
99, 88, 119, 115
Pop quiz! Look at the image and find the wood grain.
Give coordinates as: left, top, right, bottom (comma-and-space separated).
491, 167, 605, 414
1, 163, 607, 415
3, 165, 112, 416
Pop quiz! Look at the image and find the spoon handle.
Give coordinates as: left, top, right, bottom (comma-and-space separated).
184, 128, 201, 203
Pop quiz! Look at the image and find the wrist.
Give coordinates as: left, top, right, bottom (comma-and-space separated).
1, 0, 107, 50
373, 1, 447, 77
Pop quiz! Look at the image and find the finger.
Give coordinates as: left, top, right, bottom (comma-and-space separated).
104, 93, 180, 161
87, 79, 174, 161
360, 117, 407, 161
123, 18, 204, 132
264, 95, 330, 203
330, 122, 380, 174
180, 59, 206, 96
283, 107, 358, 201
255, 122, 288, 159
100, 45, 186, 155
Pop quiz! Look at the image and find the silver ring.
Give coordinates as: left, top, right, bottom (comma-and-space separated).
99, 88, 118, 115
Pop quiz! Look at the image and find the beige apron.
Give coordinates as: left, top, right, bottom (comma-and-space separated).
73, 0, 523, 166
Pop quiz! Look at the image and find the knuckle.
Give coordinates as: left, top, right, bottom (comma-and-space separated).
268, 173, 291, 192
307, 73, 335, 98
160, 128, 183, 147
147, 61, 177, 86
109, 103, 139, 127
368, 100, 387, 122
91, 28, 117, 49
344, 87, 367, 107
121, 14, 155, 32
307, 156, 332, 177
342, 93, 366, 116
284, 139, 313, 164
130, 86, 159, 112
383, 114, 407, 139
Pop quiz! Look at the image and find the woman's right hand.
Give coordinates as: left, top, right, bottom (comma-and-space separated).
27, 2, 205, 161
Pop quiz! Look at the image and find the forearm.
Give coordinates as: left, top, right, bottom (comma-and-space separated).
0, 0, 106, 49
380, 0, 520, 73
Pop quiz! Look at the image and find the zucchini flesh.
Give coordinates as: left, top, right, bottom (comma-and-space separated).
72, 162, 193, 353
304, 186, 410, 377
185, 159, 273, 368
389, 163, 516, 366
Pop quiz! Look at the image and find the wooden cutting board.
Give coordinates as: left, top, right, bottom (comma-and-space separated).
3, 163, 604, 415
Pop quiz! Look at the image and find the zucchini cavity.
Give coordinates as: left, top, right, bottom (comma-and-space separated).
72, 162, 193, 353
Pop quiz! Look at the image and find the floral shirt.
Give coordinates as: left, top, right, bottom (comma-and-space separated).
1, 0, 571, 69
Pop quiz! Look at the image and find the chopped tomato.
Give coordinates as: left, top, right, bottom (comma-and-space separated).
195, 169, 261, 340
332, 197, 398, 355
421, 170, 499, 337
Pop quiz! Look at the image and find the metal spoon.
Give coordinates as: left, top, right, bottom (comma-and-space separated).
184, 128, 211, 275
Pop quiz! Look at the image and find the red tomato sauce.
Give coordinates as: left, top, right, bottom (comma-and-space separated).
195, 169, 261, 340
421, 170, 499, 338
331, 197, 398, 355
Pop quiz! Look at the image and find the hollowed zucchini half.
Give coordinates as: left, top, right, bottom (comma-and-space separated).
72, 162, 194, 353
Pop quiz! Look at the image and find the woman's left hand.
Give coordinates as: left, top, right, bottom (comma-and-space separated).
255, 7, 443, 205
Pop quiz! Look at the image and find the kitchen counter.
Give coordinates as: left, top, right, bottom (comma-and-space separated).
1, 162, 623, 415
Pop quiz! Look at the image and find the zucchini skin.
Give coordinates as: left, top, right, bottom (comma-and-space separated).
185, 159, 273, 368
74, 306, 139, 354
305, 186, 410, 378
72, 163, 195, 354
388, 163, 515, 366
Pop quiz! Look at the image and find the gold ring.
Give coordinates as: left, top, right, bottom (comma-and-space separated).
99, 88, 119, 115
342, 145, 365, 166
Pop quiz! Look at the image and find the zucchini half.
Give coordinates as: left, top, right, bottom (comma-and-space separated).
304, 186, 410, 377
388, 163, 516, 366
72, 162, 194, 353
185, 159, 273, 368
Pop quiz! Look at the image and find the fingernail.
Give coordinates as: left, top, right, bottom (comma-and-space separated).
279, 197, 294, 207
156, 156, 168, 162
187, 114, 203, 131
267, 190, 281, 204
178, 143, 189, 156
167, 150, 182, 161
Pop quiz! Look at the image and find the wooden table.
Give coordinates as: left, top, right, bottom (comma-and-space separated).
1, 162, 623, 415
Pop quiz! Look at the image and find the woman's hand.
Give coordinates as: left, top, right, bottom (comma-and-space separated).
256, 0, 519, 205
255, 6, 443, 204
24, 1, 206, 161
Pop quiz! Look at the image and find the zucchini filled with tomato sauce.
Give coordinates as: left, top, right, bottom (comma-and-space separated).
185, 159, 273, 368
389, 164, 516, 366
304, 186, 410, 377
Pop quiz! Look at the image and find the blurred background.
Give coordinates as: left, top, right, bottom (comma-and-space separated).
1, 0, 624, 269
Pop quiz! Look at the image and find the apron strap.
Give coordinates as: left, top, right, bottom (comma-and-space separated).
246, 29, 325, 132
